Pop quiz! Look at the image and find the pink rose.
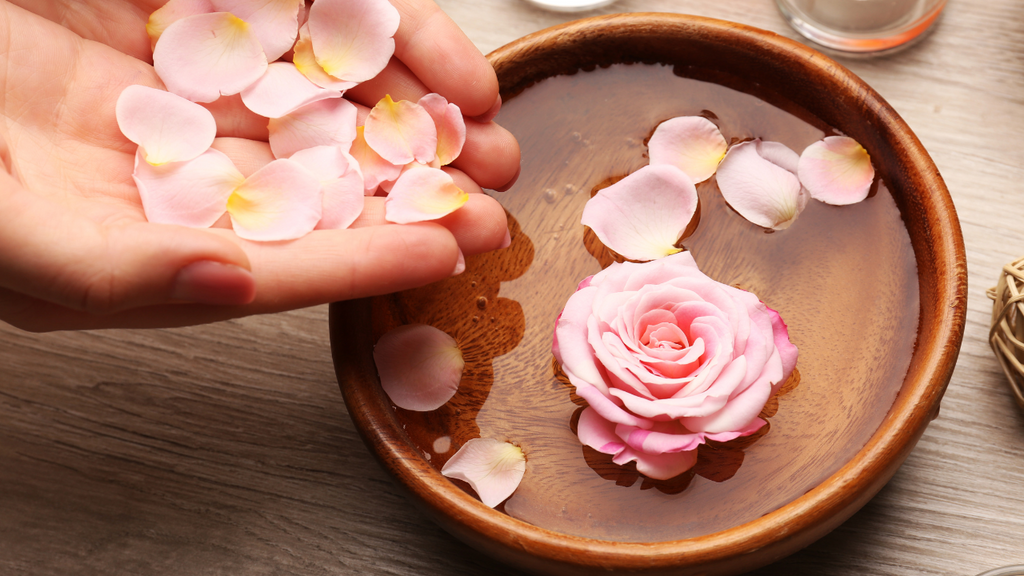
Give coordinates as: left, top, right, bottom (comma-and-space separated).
553, 252, 798, 480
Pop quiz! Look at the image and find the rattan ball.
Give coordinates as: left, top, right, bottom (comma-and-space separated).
988, 256, 1024, 411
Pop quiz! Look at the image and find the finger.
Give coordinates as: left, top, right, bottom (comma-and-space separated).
202, 94, 271, 141
0, 169, 255, 317
449, 118, 521, 191
1, 222, 463, 331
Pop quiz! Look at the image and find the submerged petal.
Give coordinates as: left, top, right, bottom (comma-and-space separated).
307, 0, 400, 84
648, 116, 728, 183
580, 164, 698, 261
146, 0, 213, 49
116, 85, 216, 165
226, 158, 323, 241
716, 139, 808, 230
290, 146, 366, 230
364, 95, 438, 165
241, 61, 342, 118
385, 167, 468, 223
373, 324, 464, 411
419, 94, 466, 166
267, 97, 358, 159
441, 438, 526, 508
153, 12, 268, 103
798, 136, 874, 205
350, 126, 402, 194
211, 0, 303, 61
133, 148, 243, 227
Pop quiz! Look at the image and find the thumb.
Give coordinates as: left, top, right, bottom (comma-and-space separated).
0, 170, 255, 315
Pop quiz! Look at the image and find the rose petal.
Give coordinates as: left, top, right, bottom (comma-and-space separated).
384, 167, 468, 223
211, 0, 303, 61
798, 136, 874, 205
226, 158, 323, 241
364, 95, 438, 165
133, 148, 243, 227
268, 97, 358, 159
306, 0, 401, 84
419, 93, 466, 166
577, 407, 628, 457
580, 164, 698, 261
153, 12, 268, 103
716, 139, 808, 230
648, 116, 728, 183
116, 85, 217, 165
350, 125, 403, 194
373, 324, 464, 411
441, 438, 525, 508
290, 146, 366, 230
633, 448, 698, 481
240, 62, 342, 118
292, 24, 358, 91
146, 0, 213, 49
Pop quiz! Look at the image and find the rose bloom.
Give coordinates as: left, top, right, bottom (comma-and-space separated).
553, 252, 798, 480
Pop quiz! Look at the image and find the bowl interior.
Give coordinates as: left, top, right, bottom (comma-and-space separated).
331, 13, 965, 575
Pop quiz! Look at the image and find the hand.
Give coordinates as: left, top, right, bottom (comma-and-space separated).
0, 0, 521, 331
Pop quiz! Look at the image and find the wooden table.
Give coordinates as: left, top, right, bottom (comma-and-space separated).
2, 1, 1022, 574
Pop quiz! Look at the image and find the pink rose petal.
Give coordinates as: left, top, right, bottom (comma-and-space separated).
241, 62, 342, 119
146, 0, 213, 49
153, 12, 268, 103
648, 116, 728, 183
350, 125, 403, 194
267, 97, 358, 159
116, 85, 217, 165
385, 167, 468, 223
292, 23, 358, 91
211, 0, 303, 61
633, 448, 698, 481
580, 164, 698, 262
418, 93, 466, 166
373, 324, 464, 411
716, 139, 808, 230
364, 95, 438, 165
226, 158, 323, 241
441, 438, 526, 508
307, 0, 400, 84
133, 148, 243, 227
290, 146, 366, 230
798, 136, 874, 205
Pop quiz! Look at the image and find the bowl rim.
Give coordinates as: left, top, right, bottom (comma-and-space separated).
332, 12, 967, 574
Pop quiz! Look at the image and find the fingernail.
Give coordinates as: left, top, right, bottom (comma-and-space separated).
495, 164, 521, 193
498, 228, 511, 249
451, 249, 466, 276
172, 261, 256, 305
471, 94, 502, 123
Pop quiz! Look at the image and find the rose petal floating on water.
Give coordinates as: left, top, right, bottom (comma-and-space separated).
133, 148, 243, 227
441, 438, 526, 508
241, 62, 342, 118
373, 324, 464, 411
580, 164, 698, 262
153, 12, 268, 103
350, 126, 402, 194
116, 85, 217, 165
798, 136, 874, 205
146, 0, 213, 49
418, 93, 466, 167
211, 0, 303, 61
268, 97, 358, 159
226, 158, 323, 241
648, 116, 728, 184
716, 139, 807, 230
364, 95, 438, 166
290, 145, 366, 230
291, 24, 359, 92
385, 167, 468, 223
307, 0, 400, 85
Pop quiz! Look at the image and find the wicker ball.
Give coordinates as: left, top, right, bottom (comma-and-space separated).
988, 256, 1024, 411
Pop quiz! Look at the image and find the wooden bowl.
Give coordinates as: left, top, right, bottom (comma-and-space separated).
330, 13, 966, 576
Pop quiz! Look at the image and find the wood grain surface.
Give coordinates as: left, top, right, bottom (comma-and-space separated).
1, 1, 1022, 575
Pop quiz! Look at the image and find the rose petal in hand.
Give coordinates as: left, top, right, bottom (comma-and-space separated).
226, 158, 323, 241
133, 148, 243, 227
241, 62, 342, 119
384, 166, 468, 223
290, 145, 366, 230
306, 0, 400, 84
364, 95, 438, 165
116, 85, 217, 165
419, 93, 466, 166
211, 0, 303, 61
268, 97, 358, 159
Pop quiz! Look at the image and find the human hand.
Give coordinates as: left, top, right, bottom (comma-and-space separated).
0, 0, 520, 332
